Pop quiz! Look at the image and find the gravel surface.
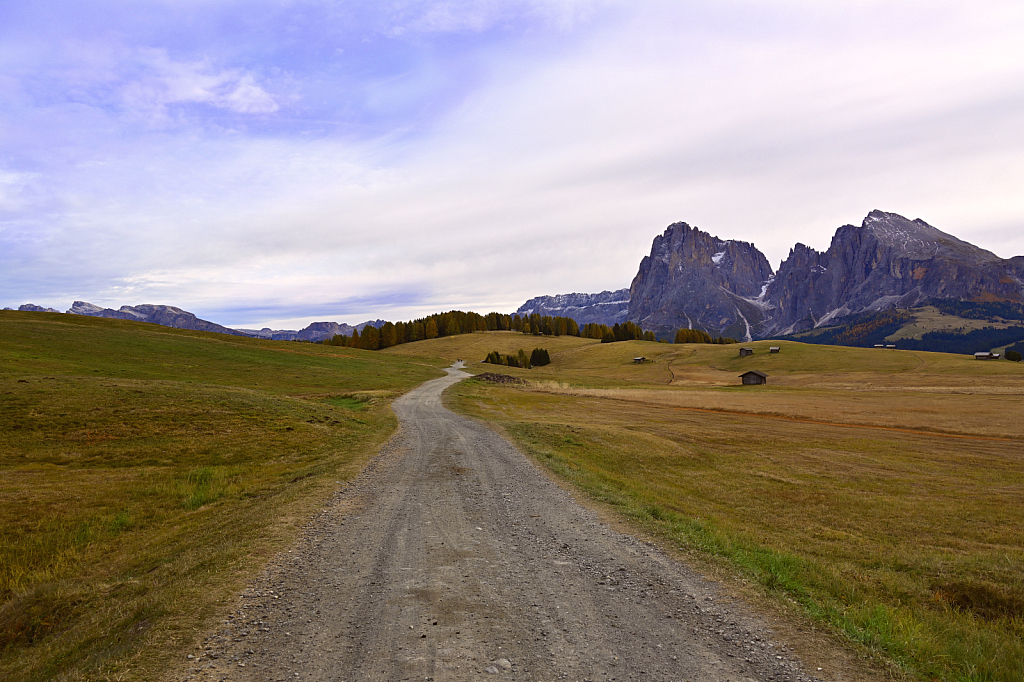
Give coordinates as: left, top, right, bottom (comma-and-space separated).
174, 365, 825, 682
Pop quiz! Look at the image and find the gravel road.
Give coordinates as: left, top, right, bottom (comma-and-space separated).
176, 365, 825, 682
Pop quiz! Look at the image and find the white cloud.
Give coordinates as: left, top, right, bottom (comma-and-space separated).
119, 49, 278, 118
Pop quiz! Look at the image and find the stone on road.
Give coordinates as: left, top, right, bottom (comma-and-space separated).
176, 365, 822, 681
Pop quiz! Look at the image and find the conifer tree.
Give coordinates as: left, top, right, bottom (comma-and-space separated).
530, 348, 550, 366
380, 322, 397, 349
361, 324, 381, 350
425, 318, 439, 339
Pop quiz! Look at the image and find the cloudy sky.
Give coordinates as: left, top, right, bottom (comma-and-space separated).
3, 1, 1023, 328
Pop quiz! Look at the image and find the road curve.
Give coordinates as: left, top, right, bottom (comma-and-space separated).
177, 366, 823, 682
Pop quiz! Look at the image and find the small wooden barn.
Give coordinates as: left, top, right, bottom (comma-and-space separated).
974, 351, 1000, 360
633, 356, 647, 364
739, 370, 768, 385
769, 346, 780, 354
739, 347, 754, 357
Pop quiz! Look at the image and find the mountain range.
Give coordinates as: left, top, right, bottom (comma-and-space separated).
6, 301, 385, 343
529, 210, 1024, 341
9, 210, 1021, 344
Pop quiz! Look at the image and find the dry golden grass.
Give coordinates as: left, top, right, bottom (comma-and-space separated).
439, 334, 1024, 682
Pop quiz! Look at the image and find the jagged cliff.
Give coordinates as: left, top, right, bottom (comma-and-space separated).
762, 210, 1024, 335
515, 289, 630, 326
627, 222, 774, 340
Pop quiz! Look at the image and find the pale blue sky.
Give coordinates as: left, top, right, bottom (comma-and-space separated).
3, 1, 1023, 328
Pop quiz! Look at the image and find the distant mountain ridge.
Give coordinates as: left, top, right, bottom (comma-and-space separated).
234, 320, 385, 342
7, 301, 386, 342
515, 289, 630, 326
68, 301, 245, 336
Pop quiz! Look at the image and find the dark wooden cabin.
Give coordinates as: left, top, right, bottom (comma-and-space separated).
739, 370, 768, 385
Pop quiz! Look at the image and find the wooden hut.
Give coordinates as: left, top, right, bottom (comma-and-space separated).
769, 346, 780, 354
739, 347, 754, 357
739, 370, 768, 385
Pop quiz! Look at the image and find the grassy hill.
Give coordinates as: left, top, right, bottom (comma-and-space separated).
0, 311, 441, 681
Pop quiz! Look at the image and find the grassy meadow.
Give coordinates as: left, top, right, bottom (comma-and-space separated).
434, 332, 1023, 682
4, 318, 1022, 682
0, 311, 442, 681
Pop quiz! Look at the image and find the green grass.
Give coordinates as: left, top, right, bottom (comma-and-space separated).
0, 311, 442, 681
442, 337, 1024, 682
323, 395, 370, 410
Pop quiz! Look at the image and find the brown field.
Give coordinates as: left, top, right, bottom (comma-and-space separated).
4, 321, 1022, 681
438, 332, 1024, 682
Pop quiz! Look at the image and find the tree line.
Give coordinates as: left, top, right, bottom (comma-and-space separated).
581, 321, 657, 343
321, 311, 587, 350
673, 328, 738, 344
320, 308, 737, 350
897, 326, 1024, 355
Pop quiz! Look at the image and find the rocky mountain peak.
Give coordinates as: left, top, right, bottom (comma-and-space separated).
762, 211, 1023, 335
628, 222, 774, 340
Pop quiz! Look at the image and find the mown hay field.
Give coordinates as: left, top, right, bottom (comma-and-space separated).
444, 333, 1024, 682
0, 311, 441, 681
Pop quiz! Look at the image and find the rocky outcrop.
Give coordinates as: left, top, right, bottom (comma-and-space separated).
18, 304, 61, 313
515, 289, 630, 326
296, 321, 356, 341
68, 301, 245, 336
235, 319, 385, 342
627, 222, 774, 340
762, 210, 1024, 335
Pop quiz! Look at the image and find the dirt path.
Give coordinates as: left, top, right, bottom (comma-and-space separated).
174, 365, 825, 682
